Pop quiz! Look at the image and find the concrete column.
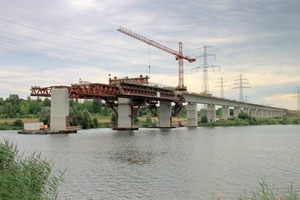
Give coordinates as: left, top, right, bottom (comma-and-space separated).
118, 98, 132, 128
269, 111, 274, 118
207, 104, 216, 122
159, 101, 172, 127
251, 109, 257, 118
256, 109, 263, 118
233, 107, 240, 118
50, 88, 69, 131
221, 106, 229, 120
187, 102, 198, 126
264, 110, 269, 118
243, 108, 250, 115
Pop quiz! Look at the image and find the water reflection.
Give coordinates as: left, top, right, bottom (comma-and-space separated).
109, 148, 155, 164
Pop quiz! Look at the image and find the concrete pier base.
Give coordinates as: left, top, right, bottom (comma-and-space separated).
256, 109, 263, 118
264, 110, 269, 118
50, 88, 69, 131
117, 98, 134, 129
221, 106, 229, 120
243, 108, 250, 115
187, 102, 198, 126
159, 101, 172, 127
233, 107, 240, 118
207, 104, 216, 122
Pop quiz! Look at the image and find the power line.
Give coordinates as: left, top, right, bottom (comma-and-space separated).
0, 17, 150, 54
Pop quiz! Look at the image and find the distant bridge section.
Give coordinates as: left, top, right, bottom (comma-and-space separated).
183, 92, 287, 122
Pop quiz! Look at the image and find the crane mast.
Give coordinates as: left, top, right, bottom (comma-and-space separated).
117, 26, 196, 91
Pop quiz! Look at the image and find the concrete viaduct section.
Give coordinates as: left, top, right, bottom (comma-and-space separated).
183, 93, 287, 122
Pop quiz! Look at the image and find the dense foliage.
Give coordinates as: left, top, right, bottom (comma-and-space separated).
238, 178, 299, 200
1, 94, 183, 129
0, 94, 113, 129
0, 140, 63, 199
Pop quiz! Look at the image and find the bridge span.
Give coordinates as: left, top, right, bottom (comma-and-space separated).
30, 75, 287, 131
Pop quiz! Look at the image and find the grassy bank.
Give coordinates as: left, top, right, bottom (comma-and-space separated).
200, 116, 300, 127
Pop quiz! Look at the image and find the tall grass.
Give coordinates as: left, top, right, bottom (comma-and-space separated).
238, 179, 299, 200
0, 139, 64, 200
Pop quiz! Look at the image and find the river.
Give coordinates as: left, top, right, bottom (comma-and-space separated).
1, 125, 299, 199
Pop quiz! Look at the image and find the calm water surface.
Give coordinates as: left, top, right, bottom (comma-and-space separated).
1, 125, 300, 199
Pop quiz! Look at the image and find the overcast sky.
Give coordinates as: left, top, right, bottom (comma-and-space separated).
0, 0, 299, 109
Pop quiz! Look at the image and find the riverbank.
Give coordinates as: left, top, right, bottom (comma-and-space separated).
0, 110, 299, 130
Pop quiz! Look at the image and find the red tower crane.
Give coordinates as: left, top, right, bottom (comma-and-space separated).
117, 26, 196, 91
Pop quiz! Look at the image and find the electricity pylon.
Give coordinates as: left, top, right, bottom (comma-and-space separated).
191, 45, 219, 94
232, 74, 251, 102
297, 86, 300, 110
216, 77, 227, 98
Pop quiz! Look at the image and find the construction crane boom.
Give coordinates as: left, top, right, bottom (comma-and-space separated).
117, 26, 196, 90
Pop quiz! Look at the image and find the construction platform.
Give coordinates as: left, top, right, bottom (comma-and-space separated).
112, 127, 139, 131
18, 129, 77, 135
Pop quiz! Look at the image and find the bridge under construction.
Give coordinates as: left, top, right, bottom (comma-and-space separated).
30, 75, 286, 131
29, 27, 287, 131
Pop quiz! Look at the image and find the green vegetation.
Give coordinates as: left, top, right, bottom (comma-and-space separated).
0, 139, 63, 199
237, 178, 299, 200
199, 111, 300, 127
1, 94, 299, 129
0, 94, 114, 129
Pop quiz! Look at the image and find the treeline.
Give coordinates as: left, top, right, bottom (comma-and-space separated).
0, 94, 114, 129
0, 94, 188, 129
0, 94, 113, 118
199, 111, 300, 127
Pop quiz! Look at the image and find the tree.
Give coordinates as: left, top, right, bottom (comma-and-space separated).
43, 98, 51, 107
146, 113, 152, 124
38, 107, 51, 125
6, 94, 20, 117
92, 99, 102, 113
20, 101, 30, 117
111, 113, 118, 127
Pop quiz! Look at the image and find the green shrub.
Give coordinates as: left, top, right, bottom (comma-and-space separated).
238, 178, 299, 200
0, 140, 63, 200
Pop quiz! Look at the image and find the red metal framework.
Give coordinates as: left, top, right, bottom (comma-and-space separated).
30, 81, 183, 102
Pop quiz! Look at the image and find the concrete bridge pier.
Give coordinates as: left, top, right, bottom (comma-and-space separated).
207, 104, 216, 122
263, 110, 268, 118
221, 106, 230, 120
233, 107, 240, 118
50, 88, 69, 131
159, 101, 172, 127
251, 109, 257, 118
243, 108, 250, 115
256, 109, 264, 118
270, 111, 275, 118
187, 102, 198, 126
117, 98, 134, 129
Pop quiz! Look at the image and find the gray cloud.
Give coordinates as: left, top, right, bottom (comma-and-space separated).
0, 0, 299, 109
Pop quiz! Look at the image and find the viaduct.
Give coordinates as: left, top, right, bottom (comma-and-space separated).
30, 75, 287, 131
